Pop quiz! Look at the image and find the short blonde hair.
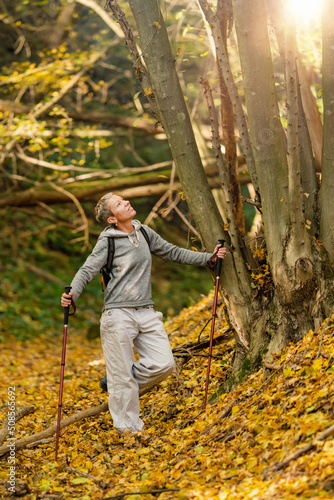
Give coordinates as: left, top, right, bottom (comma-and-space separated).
95, 192, 114, 224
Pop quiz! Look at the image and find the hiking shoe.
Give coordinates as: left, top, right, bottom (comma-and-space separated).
99, 375, 108, 392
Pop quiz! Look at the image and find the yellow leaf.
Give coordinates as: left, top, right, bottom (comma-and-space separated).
283, 367, 295, 378
85, 460, 93, 471
312, 358, 323, 371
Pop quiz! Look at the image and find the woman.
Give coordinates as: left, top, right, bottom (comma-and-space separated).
61, 192, 226, 434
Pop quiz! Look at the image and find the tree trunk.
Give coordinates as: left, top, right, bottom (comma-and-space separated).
230, 0, 332, 367
233, 0, 289, 269
198, 0, 259, 199
217, 0, 245, 233
320, 0, 334, 265
267, 0, 323, 170
296, 63, 319, 235
126, 0, 224, 251
125, 0, 260, 352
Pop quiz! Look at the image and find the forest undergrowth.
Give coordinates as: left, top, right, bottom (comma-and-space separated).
1, 294, 334, 499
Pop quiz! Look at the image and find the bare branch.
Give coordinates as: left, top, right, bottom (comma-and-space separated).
16, 152, 98, 173
22, 262, 63, 284
74, 0, 124, 38
0, 62, 68, 87
49, 182, 90, 250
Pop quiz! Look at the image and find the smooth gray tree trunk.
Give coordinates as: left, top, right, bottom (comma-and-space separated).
320, 0, 334, 265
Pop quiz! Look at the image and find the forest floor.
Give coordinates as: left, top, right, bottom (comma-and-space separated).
1, 294, 334, 500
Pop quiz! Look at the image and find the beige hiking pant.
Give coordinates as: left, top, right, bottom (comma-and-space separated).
100, 306, 175, 433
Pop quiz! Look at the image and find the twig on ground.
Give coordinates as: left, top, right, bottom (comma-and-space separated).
263, 362, 281, 370
263, 422, 334, 476
177, 410, 205, 430
199, 399, 238, 436
101, 488, 180, 499
49, 181, 90, 250
64, 465, 113, 489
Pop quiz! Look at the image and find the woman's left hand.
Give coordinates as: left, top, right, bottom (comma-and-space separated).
213, 244, 227, 260
207, 244, 227, 269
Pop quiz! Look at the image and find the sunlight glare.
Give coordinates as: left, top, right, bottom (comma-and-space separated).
288, 0, 322, 24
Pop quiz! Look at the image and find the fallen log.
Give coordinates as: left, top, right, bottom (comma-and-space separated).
0, 406, 35, 447
0, 99, 165, 136
0, 157, 250, 208
0, 403, 108, 457
0, 172, 231, 208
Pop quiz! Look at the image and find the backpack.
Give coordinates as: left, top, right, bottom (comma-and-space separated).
101, 226, 150, 291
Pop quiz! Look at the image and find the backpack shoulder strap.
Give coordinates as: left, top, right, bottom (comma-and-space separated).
105, 236, 115, 274
140, 226, 150, 250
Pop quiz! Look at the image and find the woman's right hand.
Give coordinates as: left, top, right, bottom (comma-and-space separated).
61, 291, 74, 307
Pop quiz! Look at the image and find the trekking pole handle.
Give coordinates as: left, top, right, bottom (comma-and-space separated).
216, 239, 225, 278
64, 286, 72, 324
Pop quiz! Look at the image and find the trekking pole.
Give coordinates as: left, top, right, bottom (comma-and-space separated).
55, 286, 76, 461
203, 240, 225, 409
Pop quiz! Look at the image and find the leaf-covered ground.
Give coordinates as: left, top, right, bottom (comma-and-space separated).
1, 295, 334, 499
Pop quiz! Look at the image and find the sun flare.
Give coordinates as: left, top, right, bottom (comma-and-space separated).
288, 0, 322, 24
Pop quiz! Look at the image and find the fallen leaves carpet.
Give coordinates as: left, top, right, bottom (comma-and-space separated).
1, 295, 334, 499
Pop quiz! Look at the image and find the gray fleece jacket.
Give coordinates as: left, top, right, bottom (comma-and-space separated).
70, 220, 212, 310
